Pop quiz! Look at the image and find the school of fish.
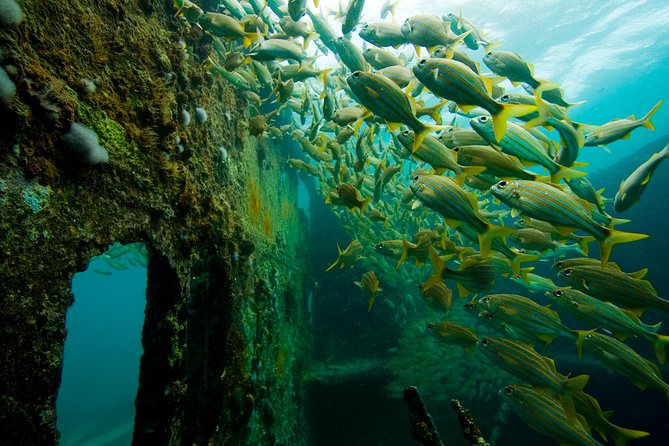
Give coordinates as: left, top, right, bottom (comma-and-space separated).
173, 0, 668, 444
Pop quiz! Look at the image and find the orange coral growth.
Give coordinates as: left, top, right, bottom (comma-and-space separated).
263, 213, 273, 238
247, 180, 262, 223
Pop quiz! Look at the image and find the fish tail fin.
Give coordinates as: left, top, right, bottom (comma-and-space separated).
660, 142, 669, 158
551, 165, 587, 183
533, 80, 561, 100
412, 123, 448, 153
429, 100, 448, 124
609, 425, 650, 446
304, 32, 320, 50
478, 224, 515, 258
360, 197, 372, 214
653, 334, 669, 364
577, 236, 595, 256
424, 246, 447, 291
482, 40, 502, 52
599, 228, 649, 266
607, 217, 630, 228
491, 103, 536, 142
438, 29, 473, 59
564, 374, 589, 394
510, 252, 539, 278
574, 329, 596, 359
325, 255, 340, 272
454, 165, 486, 187
519, 266, 534, 284
641, 99, 663, 130
396, 238, 411, 269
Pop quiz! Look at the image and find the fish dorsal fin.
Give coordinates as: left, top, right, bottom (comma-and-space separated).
620, 308, 641, 325
637, 278, 657, 295
629, 268, 648, 279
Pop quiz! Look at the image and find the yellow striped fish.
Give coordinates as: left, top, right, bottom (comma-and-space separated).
419, 281, 452, 315
411, 175, 515, 257
555, 264, 668, 316
580, 331, 669, 401
397, 130, 485, 185
573, 390, 649, 445
490, 179, 648, 266
396, 233, 431, 268
354, 271, 381, 312
325, 239, 364, 271
424, 247, 496, 298
471, 117, 585, 183
483, 51, 558, 96
480, 337, 589, 421
501, 384, 604, 446
584, 100, 663, 146
546, 287, 669, 363
426, 321, 478, 351
452, 144, 544, 181
347, 71, 444, 151
412, 58, 536, 142
455, 223, 537, 278
477, 294, 587, 348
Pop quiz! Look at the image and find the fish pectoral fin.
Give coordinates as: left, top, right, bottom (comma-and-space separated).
581, 279, 589, 290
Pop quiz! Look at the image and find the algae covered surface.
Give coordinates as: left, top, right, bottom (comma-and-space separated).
0, 1, 309, 444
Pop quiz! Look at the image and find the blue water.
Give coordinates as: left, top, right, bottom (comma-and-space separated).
53, 1, 669, 445
57, 255, 146, 446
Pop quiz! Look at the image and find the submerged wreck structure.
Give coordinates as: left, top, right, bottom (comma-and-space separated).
0, 1, 311, 444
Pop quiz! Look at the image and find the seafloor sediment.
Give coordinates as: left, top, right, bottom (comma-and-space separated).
0, 1, 309, 444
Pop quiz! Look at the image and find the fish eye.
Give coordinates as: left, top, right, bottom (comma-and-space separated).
413, 175, 419, 181
479, 116, 489, 122
518, 220, 525, 225
482, 296, 490, 303
362, 24, 368, 29
402, 130, 410, 135
501, 94, 509, 100
426, 323, 433, 330
419, 59, 427, 66
497, 180, 507, 188
553, 290, 564, 297
352, 71, 362, 78
486, 52, 493, 57
504, 386, 513, 395
564, 269, 573, 277
554, 261, 563, 268
376, 242, 383, 249
480, 338, 489, 347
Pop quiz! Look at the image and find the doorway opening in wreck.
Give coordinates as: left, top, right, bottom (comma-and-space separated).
57, 242, 148, 446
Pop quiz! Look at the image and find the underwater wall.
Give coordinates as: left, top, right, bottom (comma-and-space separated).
0, 1, 309, 444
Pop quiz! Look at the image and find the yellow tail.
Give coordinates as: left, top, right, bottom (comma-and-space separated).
641, 99, 663, 130
478, 224, 516, 258
609, 425, 650, 446
491, 103, 537, 142
599, 229, 649, 266
653, 334, 669, 365
551, 165, 587, 183
510, 252, 539, 278
412, 123, 449, 153
454, 165, 487, 187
